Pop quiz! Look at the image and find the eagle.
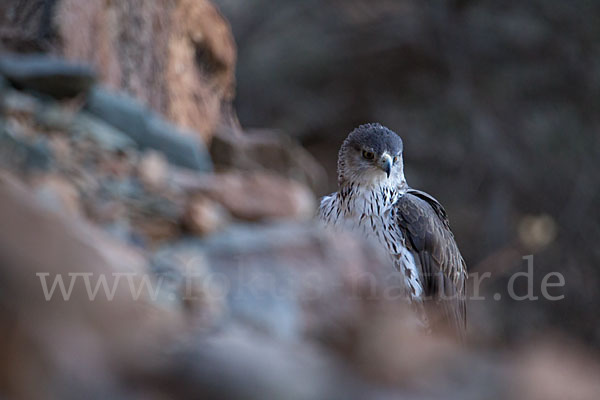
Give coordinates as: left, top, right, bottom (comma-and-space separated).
318, 123, 467, 337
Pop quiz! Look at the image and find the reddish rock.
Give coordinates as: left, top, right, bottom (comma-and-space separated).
184, 195, 229, 236
0, 177, 183, 399
0, 0, 237, 143
175, 170, 316, 221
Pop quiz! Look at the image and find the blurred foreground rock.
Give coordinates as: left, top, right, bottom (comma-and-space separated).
0, 177, 182, 399
2, 169, 599, 399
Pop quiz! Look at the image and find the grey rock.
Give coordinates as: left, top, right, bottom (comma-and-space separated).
33, 101, 75, 131
154, 230, 301, 339
72, 112, 136, 151
199, 221, 321, 255
0, 76, 7, 119
0, 53, 96, 98
94, 177, 185, 230
85, 87, 212, 171
1, 90, 136, 152
0, 90, 52, 171
0, 125, 52, 171
101, 220, 136, 245
0, 74, 7, 93
33, 176, 81, 217
153, 221, 405, 342
163, 327, 377, 400
2, 89, 41, 117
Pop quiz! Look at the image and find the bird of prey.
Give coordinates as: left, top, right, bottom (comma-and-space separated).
318, 123, 467, 336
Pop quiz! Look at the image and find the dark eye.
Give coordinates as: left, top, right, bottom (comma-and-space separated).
362, 150, 375, 160
393, 156, 400, 164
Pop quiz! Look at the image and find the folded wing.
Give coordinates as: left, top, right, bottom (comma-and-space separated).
393, 189, 467, 337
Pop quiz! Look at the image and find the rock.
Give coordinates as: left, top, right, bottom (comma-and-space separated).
183, 195, 229, 236
47, 135, 71, 161
33, 174, 81, 216
151, 243, 223, 327
1, 0, 237, 142
137, 150, 169, 190
72, 112, 136, 151
153, 221, 411, 344
133, 217, 181, 247
2, 87, 134, 154
159, 327, 381, 400
2, 88, 78, 136
96, 151, 136, 179
514, 342, 600, 400
0, 53, 96, 98
211, 127, 327, 193
85, 87, 212, 171
175, 170, 316, 221
0, 123, 52, 171
1, 88, 39, 117
92, 177, 185, 246
33, 100, 77, 131
0, 177, 183, 399
162, 0, 237, 141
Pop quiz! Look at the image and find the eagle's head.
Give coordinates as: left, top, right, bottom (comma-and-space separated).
337, 123, 406, 190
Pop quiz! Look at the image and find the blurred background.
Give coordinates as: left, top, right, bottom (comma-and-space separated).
1, 0, 599, 399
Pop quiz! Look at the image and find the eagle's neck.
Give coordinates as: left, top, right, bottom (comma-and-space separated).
338, 180, 406, 217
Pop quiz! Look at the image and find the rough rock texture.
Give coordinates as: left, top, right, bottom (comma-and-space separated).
0, 0, 237, 142
178, 170, 316, 222
85, 87, 213, 171
0, 68, 315, 248
0, 177, 183, 400
211, 126, 327, 193
2, 170, 600, 399
0, 53, 95, 98
183, 195, 229, 236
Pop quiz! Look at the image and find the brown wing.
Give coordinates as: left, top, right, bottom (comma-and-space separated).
393, 189, 467, 338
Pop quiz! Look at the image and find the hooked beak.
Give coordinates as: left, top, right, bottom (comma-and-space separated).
378, 153, 393, 178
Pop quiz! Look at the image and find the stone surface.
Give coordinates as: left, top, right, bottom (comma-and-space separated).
0, 53, 95, 98
152, 221, 409, 340
183, 195, 229, 236
0, 177, 183, 399
72, 112, 136, 151
0, 0, 237, 142
85, 87, 212, 171
211, 127, 327, 193
0, 86, 192, 249
33, 174, 81, 216
137, 150, 169, 190
0, 122, 52, 171
176, 170, 316, 221
164, 0, 237, 140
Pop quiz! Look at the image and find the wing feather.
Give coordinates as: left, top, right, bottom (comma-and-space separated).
394, 189, 467, 337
